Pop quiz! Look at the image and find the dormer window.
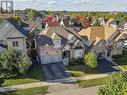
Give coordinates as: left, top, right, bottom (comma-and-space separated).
68, 34, 76, 43
53, 39, 61, 48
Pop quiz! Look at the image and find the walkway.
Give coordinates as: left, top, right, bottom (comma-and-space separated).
0, 73, 108, 92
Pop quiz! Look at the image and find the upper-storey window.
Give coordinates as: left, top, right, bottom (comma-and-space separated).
53, 39, 61, 48
12, 41, 19, 47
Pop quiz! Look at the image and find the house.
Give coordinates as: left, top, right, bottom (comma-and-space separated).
106, 19, 127, 29
0, 18, 28, 56
97, 17, 108, 26
42, 16, 60, 28
78, 26, 127, 58
36, 26, 86, 65
60, 17, 83, 32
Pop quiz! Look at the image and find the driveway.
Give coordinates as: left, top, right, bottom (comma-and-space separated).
97, 59, 120, 73
42, 62, 68, 81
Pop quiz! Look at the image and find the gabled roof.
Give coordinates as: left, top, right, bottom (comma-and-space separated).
78, 26, 117, 42
6, 18, 27, 37
114, 32, 127, 41
61, 17, 70, 27
43, 16, 60, 27
37, 26, 85, 47
0, 18, 6, 25
109, 19, 126, 27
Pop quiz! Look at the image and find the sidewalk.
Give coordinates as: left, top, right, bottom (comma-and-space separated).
0, 73, 108, 92
46, 85, 102, 95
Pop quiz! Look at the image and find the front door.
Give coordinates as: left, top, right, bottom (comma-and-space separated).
98, 52, 105, 58
107, 50, 112, 58
62, 50, 70, 66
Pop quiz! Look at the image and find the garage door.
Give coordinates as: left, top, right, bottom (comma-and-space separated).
53, 54, 62, 62
42, 54, 62, 64
42, 55, 51, 64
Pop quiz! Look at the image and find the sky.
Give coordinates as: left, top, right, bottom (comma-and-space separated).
12, 0, 127, 11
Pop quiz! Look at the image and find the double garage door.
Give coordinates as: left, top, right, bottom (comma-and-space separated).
42, 54, 62, 64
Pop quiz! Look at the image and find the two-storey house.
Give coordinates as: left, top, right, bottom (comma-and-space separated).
0, 18, 28, 56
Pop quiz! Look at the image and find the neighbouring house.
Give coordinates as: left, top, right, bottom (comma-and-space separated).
60, 17, 83, 32
97, 17, 108, 26
36, 26, 87, 65
75, 16, 90, 29
106, 18, 127, 29
0, 18, 28, 56
24, 17, 43, 31
42, 16, 60, 28
78, 26, 127, 58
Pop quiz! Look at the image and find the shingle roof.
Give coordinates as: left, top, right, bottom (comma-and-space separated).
0, 43, 7, 48
6, 18, 28, 37
109, 19, 126, 27
24, 21, 42, 30
43, 16, 60, 27
79, 26, 117, 42
0, 18, 6, 25
62, 17, 70, 27
37, 26, 70, 46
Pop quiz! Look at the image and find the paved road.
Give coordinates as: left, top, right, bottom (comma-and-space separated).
46, 85, 101, 95
97, 59, 120, 73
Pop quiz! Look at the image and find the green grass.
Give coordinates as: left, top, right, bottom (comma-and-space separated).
77, 77, 107, 88
0, 86, 48, 95
1, 64, 44, 87
67, 65, 101, 77
113, 51, 127, 70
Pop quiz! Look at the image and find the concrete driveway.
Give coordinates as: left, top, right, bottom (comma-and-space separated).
97, 59, 120, 73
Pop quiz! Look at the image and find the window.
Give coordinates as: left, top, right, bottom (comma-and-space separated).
117, 42, 123, 48
98, 43, 102, 47
53, 40, 61, 48
74, 49, 83, 58
12, 41, 19, 47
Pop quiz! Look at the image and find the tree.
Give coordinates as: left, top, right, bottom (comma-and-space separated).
0, 49, 18, 71
17, 57, 32, 76
84, 52, 98, 71
93, 19, 101, 26
98, 72, 127, 95
13, 16, 21, 24
0, 49, 32, 78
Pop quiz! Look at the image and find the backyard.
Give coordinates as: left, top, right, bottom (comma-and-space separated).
113, 50, 127, 70
0, 64, 44, 87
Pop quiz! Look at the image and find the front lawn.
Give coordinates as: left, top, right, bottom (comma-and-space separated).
113, 51, 127, 70
0, 64, 44, 87
66, 65, 101, 77
0, 86, 48, 95
77, 77, 107, 88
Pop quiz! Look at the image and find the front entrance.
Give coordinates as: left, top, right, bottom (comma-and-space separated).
62, 50, 70, 66
107, 50, 112, 58
98, 52, 105, 58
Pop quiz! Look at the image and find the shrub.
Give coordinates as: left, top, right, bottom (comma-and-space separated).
112, 54, 123, 59
69, 58, 84, 66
